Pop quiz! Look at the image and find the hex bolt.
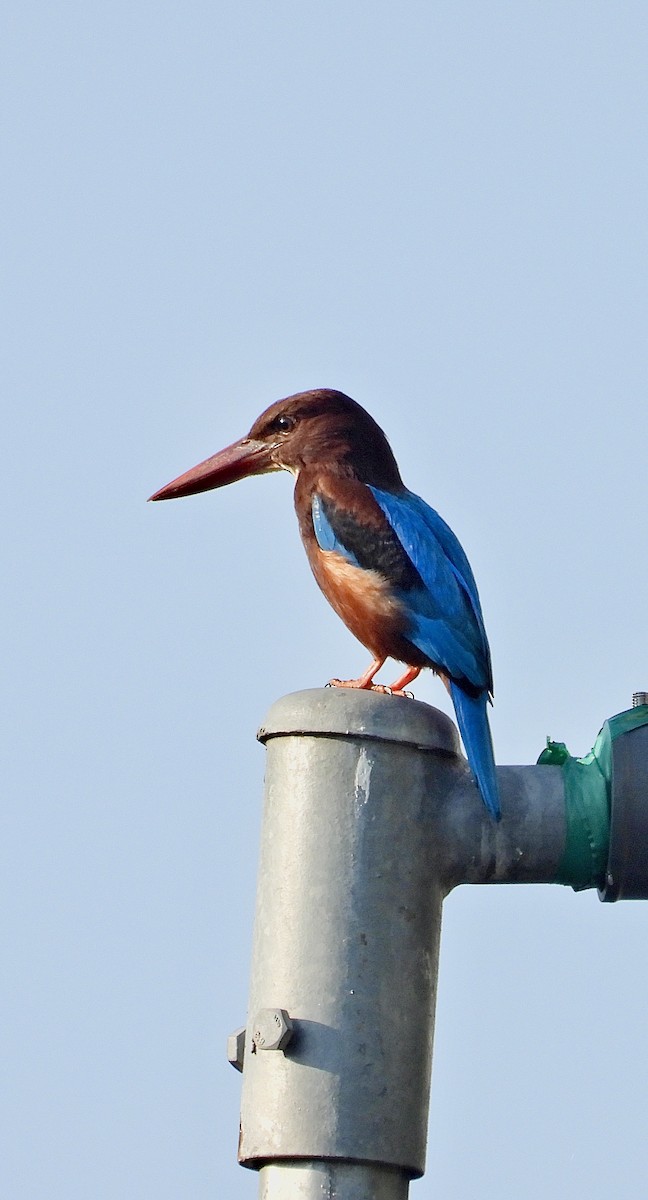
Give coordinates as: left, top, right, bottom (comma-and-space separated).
252, 1008, 294, 1052
227, 1026, 246, 1072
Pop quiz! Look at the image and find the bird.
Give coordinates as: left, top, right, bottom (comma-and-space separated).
149, 389, 500, 819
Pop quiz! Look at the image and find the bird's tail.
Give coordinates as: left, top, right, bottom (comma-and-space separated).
449, 683, 501, 821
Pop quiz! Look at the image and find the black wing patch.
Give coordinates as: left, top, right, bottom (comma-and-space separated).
315, 493, 424, 592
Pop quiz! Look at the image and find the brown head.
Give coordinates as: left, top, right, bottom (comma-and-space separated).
149, 389, 403, 501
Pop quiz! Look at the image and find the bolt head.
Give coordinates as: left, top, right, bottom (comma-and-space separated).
252, 1008, 293, 1052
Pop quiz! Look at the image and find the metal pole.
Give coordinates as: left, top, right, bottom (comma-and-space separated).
227, 689, 648, 1194
258, 1162, 410, 1200
239, 689, 451, 1195
235, 688, 570, 1198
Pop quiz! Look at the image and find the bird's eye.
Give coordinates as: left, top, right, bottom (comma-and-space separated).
275, 414, 295, 433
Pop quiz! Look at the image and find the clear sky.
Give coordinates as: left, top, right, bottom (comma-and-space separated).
3, 3, 648, 1197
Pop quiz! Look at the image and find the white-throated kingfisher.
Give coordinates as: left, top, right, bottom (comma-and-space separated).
150, 389, 500, 819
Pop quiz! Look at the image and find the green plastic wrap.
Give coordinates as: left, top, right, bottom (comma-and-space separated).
538, 706, 648, 891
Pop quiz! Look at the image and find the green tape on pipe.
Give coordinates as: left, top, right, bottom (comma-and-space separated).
538, 707, 648, 891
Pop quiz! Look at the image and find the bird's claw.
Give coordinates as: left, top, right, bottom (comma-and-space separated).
325, 679, 414, 699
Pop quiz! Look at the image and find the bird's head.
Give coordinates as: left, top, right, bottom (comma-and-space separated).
149, 389, 403, 501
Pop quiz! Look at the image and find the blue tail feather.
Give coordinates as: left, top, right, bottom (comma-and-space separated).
449, 683, 501, 821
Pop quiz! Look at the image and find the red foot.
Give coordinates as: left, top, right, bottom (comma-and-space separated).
326, 661, 421, 700
328, 678, 393, 694
327, 679, 416, 699
388, 666, 421, 694
327, 656, 385, 692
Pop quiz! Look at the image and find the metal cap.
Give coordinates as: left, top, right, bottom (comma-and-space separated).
257, 687, 461, 756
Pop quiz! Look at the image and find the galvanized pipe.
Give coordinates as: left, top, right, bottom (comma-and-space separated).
258, 1162, 409, 1200
237, 688, 568, 1198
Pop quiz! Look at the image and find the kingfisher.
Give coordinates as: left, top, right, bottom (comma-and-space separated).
150, 389, 500, 819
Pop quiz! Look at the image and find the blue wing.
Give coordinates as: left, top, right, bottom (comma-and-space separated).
367, 486, 493, 694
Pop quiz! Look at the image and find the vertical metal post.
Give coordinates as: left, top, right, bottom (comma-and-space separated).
238, 688, 463, 1198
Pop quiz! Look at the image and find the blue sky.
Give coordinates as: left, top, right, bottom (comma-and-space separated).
3, 3, 648, 1197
